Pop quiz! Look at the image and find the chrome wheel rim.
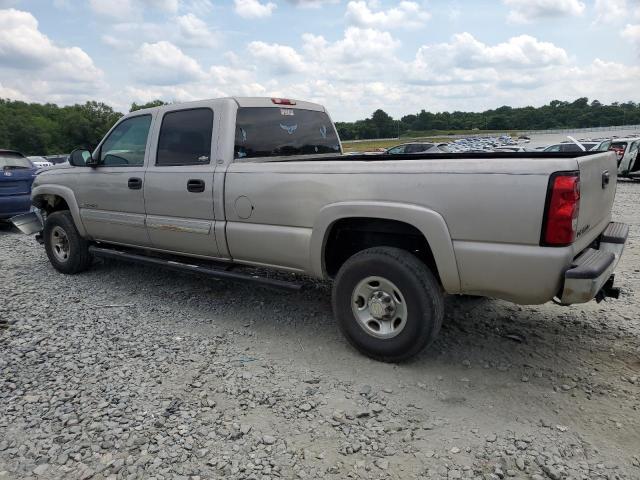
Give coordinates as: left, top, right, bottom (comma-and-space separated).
51, 226, 70, 262
351, 276, 408, 339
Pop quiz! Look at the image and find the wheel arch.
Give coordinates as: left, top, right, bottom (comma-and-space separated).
310, 201, 461, 293
32, 185, 88, 237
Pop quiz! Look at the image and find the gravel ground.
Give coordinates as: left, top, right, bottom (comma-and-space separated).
1, 182, 639, 480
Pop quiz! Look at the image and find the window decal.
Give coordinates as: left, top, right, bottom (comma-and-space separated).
280, 123, 298, 135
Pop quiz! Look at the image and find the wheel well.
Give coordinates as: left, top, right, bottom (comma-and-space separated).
324, 218, 440, 282
33, 194, 69, 214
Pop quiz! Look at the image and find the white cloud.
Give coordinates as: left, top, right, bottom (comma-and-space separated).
89, 0, 179, 21
285, 0, 340, 6
142, 0, 179, 12
594, 0, 629, 23
345, 1, 431, 30
0, 8, 102, 79
504, 0, 585, 23
411, 33, 568, 72
175, 13, 217, 47
0, 81, 27, 100
135, 41, 204, 85
593, 0, 640, 50
89, 0, 135, 20
0, 8, 105, 105
623, 23, 640, 49
248, 41, 307, 73
234, 0, 276, 18
303, 27, 400, 65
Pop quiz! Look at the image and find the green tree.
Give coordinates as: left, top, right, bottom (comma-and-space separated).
130, 100, 169, 112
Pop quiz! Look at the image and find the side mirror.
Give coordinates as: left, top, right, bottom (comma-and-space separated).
68, 148, 93, 167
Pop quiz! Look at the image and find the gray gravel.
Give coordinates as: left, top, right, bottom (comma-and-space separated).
1, 182, 640, 480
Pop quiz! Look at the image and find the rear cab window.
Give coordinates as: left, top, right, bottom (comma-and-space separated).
234, 107, 341, 160
0, 152, 31, 169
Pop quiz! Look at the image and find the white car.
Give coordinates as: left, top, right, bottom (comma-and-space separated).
27, 156, 53, 169
612, 138, 640, 178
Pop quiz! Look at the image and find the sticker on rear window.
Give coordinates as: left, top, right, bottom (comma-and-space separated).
280, 124, 298, 135
280, 109, 295, 116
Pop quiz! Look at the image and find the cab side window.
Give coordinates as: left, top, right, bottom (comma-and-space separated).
387, 146, 406, 154
156, 108, 213, 166
100, 115, 152, 167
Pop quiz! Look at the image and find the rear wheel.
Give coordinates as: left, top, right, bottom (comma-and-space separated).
332, 247, 444, 362
44, 211, 92, 274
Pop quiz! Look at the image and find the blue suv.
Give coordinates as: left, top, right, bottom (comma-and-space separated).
0, 150, 38, 220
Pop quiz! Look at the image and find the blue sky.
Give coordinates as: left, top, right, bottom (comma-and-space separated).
0, 0, 639, 121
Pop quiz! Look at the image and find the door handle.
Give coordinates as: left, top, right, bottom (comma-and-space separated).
128, 177, 142, 190
187, 179, 205, 193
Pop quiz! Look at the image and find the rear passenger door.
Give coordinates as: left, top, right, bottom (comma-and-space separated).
143, 107, 220, 257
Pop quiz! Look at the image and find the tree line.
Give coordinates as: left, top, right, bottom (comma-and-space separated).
1, 97, 639, 155
335, 98, 640, 140
0, 99, 166, 156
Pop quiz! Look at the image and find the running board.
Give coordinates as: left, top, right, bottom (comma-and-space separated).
88, 246, 304, 291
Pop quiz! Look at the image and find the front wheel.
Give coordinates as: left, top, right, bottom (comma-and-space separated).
332, 247, 444, 362
44, 211, 93, 274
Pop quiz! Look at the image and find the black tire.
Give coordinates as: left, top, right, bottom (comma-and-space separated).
332, 247, 444, 362
44, 210, 92, 274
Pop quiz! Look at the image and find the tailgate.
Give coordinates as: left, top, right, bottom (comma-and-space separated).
0, 179, 31, 196
574, 152, 618, 250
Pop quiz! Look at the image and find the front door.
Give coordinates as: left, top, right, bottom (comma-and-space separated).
143, 107, 220, 257
75, 114, 153, 246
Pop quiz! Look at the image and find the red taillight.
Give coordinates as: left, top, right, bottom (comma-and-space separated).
542, 173, 580, 246
271, 98, 296, 105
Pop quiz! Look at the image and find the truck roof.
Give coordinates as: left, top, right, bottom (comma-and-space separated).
132, 97, 325, 114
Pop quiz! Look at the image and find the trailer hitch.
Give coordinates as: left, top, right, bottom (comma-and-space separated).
595, 275, 620, 303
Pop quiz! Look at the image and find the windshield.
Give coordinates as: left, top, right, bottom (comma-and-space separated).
594, 140, 612, 151
234, 107, 341, 160
0, 153, 32, 169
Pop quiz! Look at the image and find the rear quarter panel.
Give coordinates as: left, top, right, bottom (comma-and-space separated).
224, 156, 575, 301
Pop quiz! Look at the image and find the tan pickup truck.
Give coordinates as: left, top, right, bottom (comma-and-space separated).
16, 97, 628, 361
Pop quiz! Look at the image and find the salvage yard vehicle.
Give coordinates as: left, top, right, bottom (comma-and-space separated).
612, 138, 640, 179
14, 97, 628, 362
27, 156, 53, 169
385, 142, 449, 154
0, 149, 38, 220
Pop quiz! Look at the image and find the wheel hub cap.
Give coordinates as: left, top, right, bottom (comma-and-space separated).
351, 276, 408, 339
368, 291, 396, 319
51, 226, 70, 262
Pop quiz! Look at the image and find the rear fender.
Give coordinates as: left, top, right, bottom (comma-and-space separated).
310, 201, 461, 293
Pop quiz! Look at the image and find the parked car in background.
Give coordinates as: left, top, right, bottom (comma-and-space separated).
493, 146, 533, 153
0, 150, 38, 220
612, 138, 640, 178
543, 141, 598, 153
44, 154, 69, 165
27, 156, 53, 168
385, 142, 449, 154
590, 139, 612, 152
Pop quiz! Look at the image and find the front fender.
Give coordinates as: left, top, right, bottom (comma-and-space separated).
310, 201, 461, 294
31, 185, 88, 237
